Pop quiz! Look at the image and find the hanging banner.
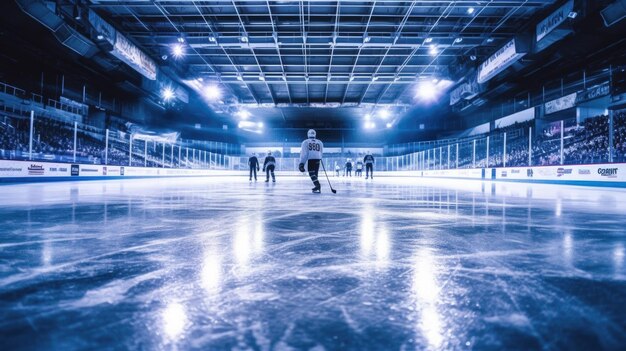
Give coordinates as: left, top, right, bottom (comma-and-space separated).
87, 10, 116, 46
477, 39, 527, 84
545, 92, 577, 114
111, 32, 157, 80
536, 0, 574, 42
576, 82, 610, 103
449, 74, 482, 105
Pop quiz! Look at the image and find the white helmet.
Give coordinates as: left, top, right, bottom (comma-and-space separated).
307, 129, 316, 138
267, 150, 272, 155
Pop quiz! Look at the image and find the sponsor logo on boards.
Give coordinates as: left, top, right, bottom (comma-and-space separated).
557, 168, 573, 177
0, 167, 22, 174
511, 169, 521, 174
103, 167, 107, 176
501, 171, 507, 177
527, 169, 534, 177
81, 168, 98, 173
598, 168, 618, 178
120, 167, 125, 176
71, 164, 80, 176
578, 168, 591, 175
28, 164, 44, 175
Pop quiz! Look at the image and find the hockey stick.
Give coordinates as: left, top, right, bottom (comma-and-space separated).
320, 160, 337, 194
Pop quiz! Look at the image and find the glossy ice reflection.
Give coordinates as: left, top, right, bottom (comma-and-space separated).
0, 177, 626, 350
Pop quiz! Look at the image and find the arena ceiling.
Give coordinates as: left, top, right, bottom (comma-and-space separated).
89, 0, 557, 113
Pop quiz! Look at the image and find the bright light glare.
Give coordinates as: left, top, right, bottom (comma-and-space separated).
386, 122, 393, 129
365, 121, 376, 129
378, 110, 390, 119
365, 113, 371, 121
468, 7, 475, 14
417, 81, 437, 100
162, 87, 175, 101
162, 303, 187, 339
204, 85, 221, 100
172, 44, 184, 58
429, 44, 438, 56
237, 110, 250, 120
257, 122, 264, 128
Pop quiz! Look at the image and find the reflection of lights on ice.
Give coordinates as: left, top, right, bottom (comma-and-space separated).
563, 231, 573, 265
359, 207, 391, 266
162, 303, 188, 339
614, 244, 624, 273
376, 229, 390, 263
233, 216, 265, 271
555, 199, 562, 217
201, 254, 221, 293
412, 249, 444, 348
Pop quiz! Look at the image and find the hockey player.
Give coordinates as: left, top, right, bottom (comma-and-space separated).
335, 161, 341, 177
299, 129, 323, 193
263, 151, 276, 182
355, 160, 363, 177
345, 158, 353, 177
364, 151, 375, 179
248, 153, 259, 181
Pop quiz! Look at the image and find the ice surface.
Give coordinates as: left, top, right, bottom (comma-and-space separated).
0, 176, 625, 350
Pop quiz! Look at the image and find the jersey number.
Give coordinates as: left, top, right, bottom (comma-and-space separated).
308, 143, 320, 151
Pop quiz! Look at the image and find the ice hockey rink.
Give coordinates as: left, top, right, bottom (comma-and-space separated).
1, 176, 625, 350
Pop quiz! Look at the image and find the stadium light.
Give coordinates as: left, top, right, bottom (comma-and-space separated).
177, 35, 185, 43
467, 7, 475, 15
172, 44, 185, 58
364, 121, 376, 129
237, 110, 251, 120
365, 113, 372, 121
386, 122, 393, 129
378, 110, 390, 119
257, 122, 264, 128
417, 81, 437, 100
429, 45, 438, 56
204, 85, 221, 100
162, 87, 175, 101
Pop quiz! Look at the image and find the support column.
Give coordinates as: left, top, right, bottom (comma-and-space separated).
144, 141, 147, 167
503, 132, 507, 167
162, 143, 165, 167
528, 126, 532, 166
486, 136, 490, 168
29, 111, 34, 160
178, 146, 182, 168
129, 135, 132, 166
73, 121, 77, 162
439, 147, 442, 169
609, 110, 614, 163
456, 143, 459, 169
447, 144, 450, 169
560, 120, 564, 165
105, 129, 109, 165
472, 140, 476, 168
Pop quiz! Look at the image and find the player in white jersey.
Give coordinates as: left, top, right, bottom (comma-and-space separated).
298, 129, 324, 193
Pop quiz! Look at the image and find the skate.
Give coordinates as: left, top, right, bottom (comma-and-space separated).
312, 186, 321, 193
272, 179, 276, 183
265, 179, 269, 182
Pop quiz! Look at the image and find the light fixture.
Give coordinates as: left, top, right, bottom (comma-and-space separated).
236, 74, 244, 81
282, 74, 287, 81
208, 36, 217, 43
204, 85, 221, 100
161, 54, 168, 61
365, 113, 371, 121
73, 4, 81, 20
567, 11, 578, 19
257, 122, 264, 128
378, 110, 390, 119
432, 78, 439, 83
386, 122, 393, 129
327, 75, 332, 82
96, 34, 104, 40
349, 76, 355, 82
258, 75, 265, 81
241, 35, 249, 43
424, 37, 433, 43
197, 77, 204, 82
363, 35, 371, 43
394, 76, 400, 82
372, 75, 379, 81
162, 87, 175, 101
177, 35, 185, 43
365, 121, 376, 129
429, 44, 438, 56
237, 110, 250, 120
470, 55, 477, 61
454, 37, 463, 43
172, 44, 185, 58
467, 7, 475, 15
416, 81, 437, 100
486, 37, 495, 43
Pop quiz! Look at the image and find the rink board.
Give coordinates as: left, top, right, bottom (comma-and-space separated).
1, 159, 625, 187
421, 164, 626, 187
